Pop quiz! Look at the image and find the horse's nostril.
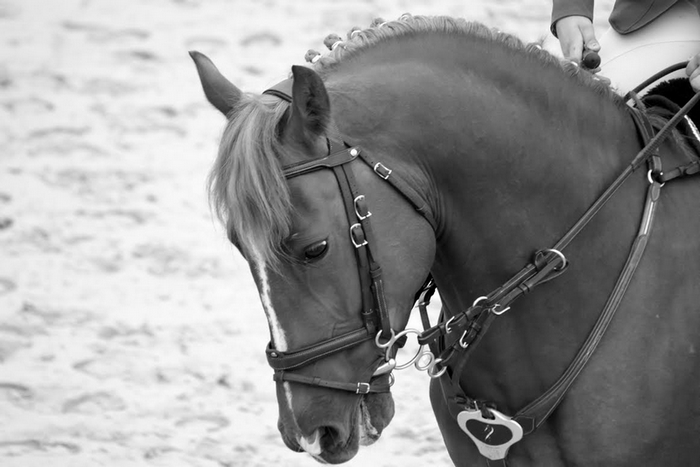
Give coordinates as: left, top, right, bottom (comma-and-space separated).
318, 425, 342, 451
298, 429, 322, 455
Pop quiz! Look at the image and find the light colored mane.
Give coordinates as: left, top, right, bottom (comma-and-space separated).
208, 94, 291, 266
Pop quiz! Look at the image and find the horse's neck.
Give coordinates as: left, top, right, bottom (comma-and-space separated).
335, 62, 644, 408
331, 52, 642, 336
420, 83, 640, 302
420, 84, 647, 410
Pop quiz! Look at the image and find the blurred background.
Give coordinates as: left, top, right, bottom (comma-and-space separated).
0, 0, 613, 466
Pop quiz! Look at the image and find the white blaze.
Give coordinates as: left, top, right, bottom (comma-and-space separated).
251, 250, 288, 351
251, 249, 298, 443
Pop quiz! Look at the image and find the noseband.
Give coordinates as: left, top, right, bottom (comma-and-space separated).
263, 81, 437, 395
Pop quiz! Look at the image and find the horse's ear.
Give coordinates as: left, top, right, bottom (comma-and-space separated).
189, 51, 242, 117
289, 65, 331, 137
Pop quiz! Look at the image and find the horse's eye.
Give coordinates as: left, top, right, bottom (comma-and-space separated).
304, 240, 328, 261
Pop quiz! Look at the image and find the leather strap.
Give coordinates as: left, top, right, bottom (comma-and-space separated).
355, 152, 438, 231
513, 177, 661, 434
660, 159, 700, 182
284, 145, 361, 178
266, 328, 374, 371
263, 78, 294, 102
337, 164, 393, 338
622, 62, 689, 102
274, 371, 391, 394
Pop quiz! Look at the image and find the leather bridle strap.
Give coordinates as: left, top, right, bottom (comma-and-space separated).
355, 152, 437, 229
266, 144, 384, 393
266, 327, 374, 371
267, 142, 410, 394
283, 141, 361, 178
274, 371, 392, 394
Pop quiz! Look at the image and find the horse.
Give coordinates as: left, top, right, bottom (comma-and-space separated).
190, 15, 700, 466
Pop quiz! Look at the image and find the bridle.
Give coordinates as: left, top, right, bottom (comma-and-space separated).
259, 69, 700, 463
263, 80, 437, 395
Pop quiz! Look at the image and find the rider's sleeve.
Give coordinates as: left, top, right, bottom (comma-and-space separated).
608, 0, 683, 34
550, 0, 595, 37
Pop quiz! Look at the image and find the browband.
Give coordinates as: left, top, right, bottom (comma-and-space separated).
263, 78, 294, 102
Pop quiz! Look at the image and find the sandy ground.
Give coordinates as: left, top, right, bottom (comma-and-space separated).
0, 1, 613, 466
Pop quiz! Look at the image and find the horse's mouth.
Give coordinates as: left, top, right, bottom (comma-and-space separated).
284, 388, 395, 464
358, 396, 382, 446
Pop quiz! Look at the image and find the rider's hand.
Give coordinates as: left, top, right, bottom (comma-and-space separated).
555, 16, 600, 65
687, 53, 700, 92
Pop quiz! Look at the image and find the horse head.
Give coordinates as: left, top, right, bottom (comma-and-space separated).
191, 51, 435, 463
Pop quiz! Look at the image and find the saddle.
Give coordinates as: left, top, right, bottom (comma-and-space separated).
639, 78, 700, 179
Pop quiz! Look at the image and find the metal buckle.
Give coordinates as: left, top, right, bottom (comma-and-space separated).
491, 304, 511, 316
373, 162, 392, 180
350, 223, 368, 248
459, 330, 470, 349
354, 195, 372, 220
445, 315, 457, 334
356, 382, 370, 394
544, 248, 567, 270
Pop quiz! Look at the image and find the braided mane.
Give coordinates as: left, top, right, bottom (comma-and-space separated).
310, 15, 622, 103
208, 15, 623, 266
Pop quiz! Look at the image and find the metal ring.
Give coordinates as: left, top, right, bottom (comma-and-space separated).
375, 329, 396, 349
544, 248, 567, 270
647, 169, 665, 187
390, 328, 424, 370
472, 296, 488, 307
428, 358, 447, 378
413, 350, 435, 372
